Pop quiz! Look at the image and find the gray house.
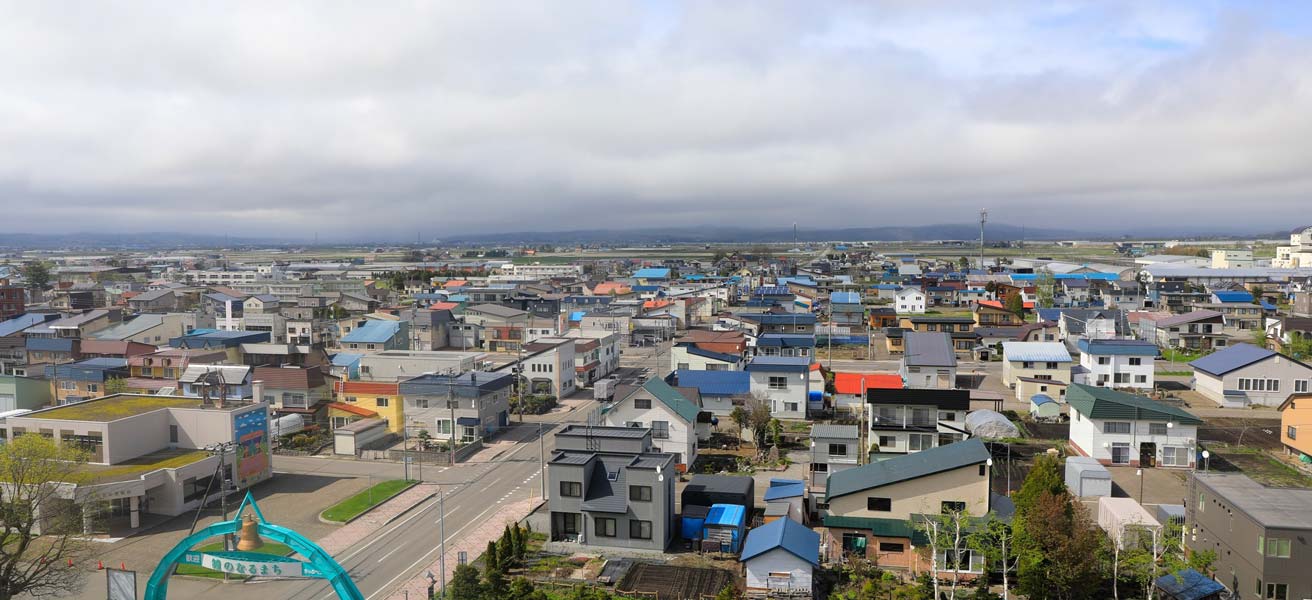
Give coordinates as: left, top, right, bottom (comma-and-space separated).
900, 332, 957, 389
1189, 343, 1312, 408
1187, 473, 1312, 600
397, 371, 513, 443
547, 428, 677, 551
809, 424, 860, 494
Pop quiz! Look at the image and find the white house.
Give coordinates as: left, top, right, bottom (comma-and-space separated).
745, 356, 812, 420
670, 344, 742, 372
1066, 383, 1201, 468
1189, 343, 1312, 407
895, 287, 926, 314
1076, 339, 1156, 390
900, 332, 957, 390
1001, 342, 1073, 398
740, 517, 819, 596
601, 377, 707, 469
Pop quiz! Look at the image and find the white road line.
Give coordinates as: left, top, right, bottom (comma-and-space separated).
376, 546, 404, 563
365, 502, 502, 600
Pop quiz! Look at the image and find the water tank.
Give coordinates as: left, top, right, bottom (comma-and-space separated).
271, 413, 305, 437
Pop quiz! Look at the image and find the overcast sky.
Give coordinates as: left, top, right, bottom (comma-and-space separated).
1, 1, 1310, 240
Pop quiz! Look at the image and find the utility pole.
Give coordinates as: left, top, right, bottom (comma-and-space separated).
447, 369, 457, 467
979, 208, 988, 268
539, 421, 547, 500
438, 487, 446, 599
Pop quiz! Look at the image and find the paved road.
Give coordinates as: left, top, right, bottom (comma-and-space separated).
70, 397, 597, 600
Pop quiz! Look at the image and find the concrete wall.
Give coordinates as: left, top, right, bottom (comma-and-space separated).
1002, 360, 1072, 388
1189, 478, 1312, 600
1196, 356, 1312, 407
1080, 353, 1154, 389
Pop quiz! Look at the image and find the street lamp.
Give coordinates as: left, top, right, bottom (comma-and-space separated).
1201, 450, 1210, 472
1135, 468, 1144, 504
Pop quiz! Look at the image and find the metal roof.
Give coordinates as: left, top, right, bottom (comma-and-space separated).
340, 320, 402, 344
1065, 384, 1202, 425
739, 516, 819, 566
673, 370, 750, 396
1153, 569, 1225, 600
830, 291, 861, 304
705, 503, 747, 527
903, 332, 957, 367
682, 346, 741, 363
763, 480, 805, 501
745, 356, 812, 372
826, 439, 990, 501
1151, 310, 1224, 328
556, 425, 651, 439
629, 377, 702, 423
1076, 339, 1158, 356
0, 313, 57, 338
1194, 473, 1312, 530
1211, 290, 1254, 303
809, 424, 858, 440
755, 334, 816, 348
1002, 342, 1073, 363
92, 314, 165, 340
1188, 343, 1286, 376
632, 268, 671, 279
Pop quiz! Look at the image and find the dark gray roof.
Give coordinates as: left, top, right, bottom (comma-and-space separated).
810, 424, 858, 440
903, 332, 957, 367
1194, 473, 1312, 529
684, 474, 754, 496
556, 425, 651, 439
826, 439, 990, 501
549, 451, 594, 465
580, 456, 629, 513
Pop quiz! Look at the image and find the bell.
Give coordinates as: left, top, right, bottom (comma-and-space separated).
236, 514, 264, 551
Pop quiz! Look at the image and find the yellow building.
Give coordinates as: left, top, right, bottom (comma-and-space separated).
1280, 393, 1312, 460
333, 380, 403, 432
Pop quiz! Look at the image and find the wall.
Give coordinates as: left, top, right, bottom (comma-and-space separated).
669, 346, 739, 372
1281, 401, 1312, 457
1197, 357, 1312, 407
745, 549, 812, 593
748, 370, 809, 420
1188, 478, 1312, 600
1002, 360, 1072, 388
1068, 408, 1197, 467
826, 464, 990, 520
105, 410, 171, 464
1079, 353, 1154, 389
602, 390, 695, 466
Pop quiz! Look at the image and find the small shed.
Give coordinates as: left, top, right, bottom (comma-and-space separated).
333, 418, 387, 455
683, 474, 755, 512
1029, 394, 1062, 420
763, 502, 791, 525
702, 504, 747, 554
1065, 456, 1112, 498
1097, 497, 1163, 550
681, 504, 710, 542
1154, 569, 1225, 600
741, 517, 820, 596
764, 479, 806, 525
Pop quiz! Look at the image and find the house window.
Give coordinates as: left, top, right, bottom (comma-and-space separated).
878, 435, 896, 448
677, 363, 690, 371
1135, 375, 1147, 384
59, 381, 76, 391
940, 549, 981, 573
560, 482, 582, 497
1103, 422, 1131, 434
1265, 538, 1292, 558
1022, 361, 1034, 369
1162, 446, 1190, 467
1266, 583, 1288, 600
909, 434, 934, 451
1097, 357, 1110, 365
346, 396, 358, 403
630, 485, 652, 501
651, 421, 669, 439
595, 517, 617, 537
375, 397, 389, 407
828, 444, 847, 457
842, 532, 868, 555
86, 384, 99, 393
169, 425, 179, 443
942, 501, 966, 513
979, 464, 987, 476
1296, 380, 1309, 394
634, 398, 652, 409
1111, 443, 1131, 465
629, 520, 652, 540
1129, 357, 1142, 366
878, 542, 905, 553
867, 497, 892, 512
1288, 426, 1297, 440
1149, 423, 1168, 436
784, 402, 799, 412
560, 513, 580, 535
1114, 373, 1131, 384
768, 376, 788, 390
811, 463, 828, 472
1045, 362, 1059, 369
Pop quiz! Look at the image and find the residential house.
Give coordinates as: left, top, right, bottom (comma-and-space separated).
0, 373, 53, 411
398, 371, 514, 443
1186, 473, 1312, 600
809, 424, 859, 494
567, 331, 621, 388
741, 313, 817, 335
0, 280, 23, 320
124, 348, 226, 394
745, 356, 812, 420
510, 338, 578, 397
78, 340, 156, 360
603, 378, 707, 468
254, 365, 331, 420
671, 343, 742, 372
900, 332, 957, 390
45, 358, 129, 404
1001, 342, 1073, 397
894, 287, 926, 314
126, 288, 178, 313
1279, 393, 1312, 461
868, 307, 898, 329
353, 350, 484, 382
177, 364, 253, 401
1066, 383, 1201, 467
1146, 310, 1228, 351
92, 313, 202, 345
822, 439, 992, 576
333, 380, 403, 432
829, 291, 866, 328
867, 388, 971, 455
898, 317, 977, 353
973, 302, 1022, 327
1076, 339, 1157, 390
675, 330, 747, 356
755, 333, 816, 359
339, 319, 409, 354
831, 372, 903, 416
669, 370, 750, 418
1190, 343, 1312, 408
740, 517, 820, 597
547, 428, 676, 551
464, 303, 531, 352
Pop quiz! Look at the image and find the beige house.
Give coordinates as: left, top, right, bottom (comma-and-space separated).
1001, 342, 1073, 391
822, 439, 992, 577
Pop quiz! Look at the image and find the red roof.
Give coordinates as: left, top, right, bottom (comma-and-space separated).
429, 302, 460, 311
979, 299, 1034, 310
833, 372, 903, 395
327, 402, 378, 417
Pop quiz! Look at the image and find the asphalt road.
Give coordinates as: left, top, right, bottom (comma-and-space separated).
69, 397, 597, 600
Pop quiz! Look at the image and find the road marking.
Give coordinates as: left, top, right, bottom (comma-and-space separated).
376, 546, 404, 563
365, 502, 502, 600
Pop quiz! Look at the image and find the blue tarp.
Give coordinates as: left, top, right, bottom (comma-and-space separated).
703, 504, 747, 553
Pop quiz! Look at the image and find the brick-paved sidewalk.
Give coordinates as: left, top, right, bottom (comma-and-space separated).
318, 483, 440, 555
386, 497, 543, 600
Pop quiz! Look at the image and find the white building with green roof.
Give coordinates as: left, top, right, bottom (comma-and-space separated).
601, 378, 708, 470
1066, 383, 1201, 468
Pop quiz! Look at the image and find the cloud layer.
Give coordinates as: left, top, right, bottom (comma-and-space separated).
1, 1, 1310, 240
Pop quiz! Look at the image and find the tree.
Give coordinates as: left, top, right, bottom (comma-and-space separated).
1004, 293, 1025, 321
766, 418, 783, 447
1014, 492, 1108, 600
714, 583, 741, 600
484, 540, 499, 575
959, 257, 971, 270
970, 516, 1018, 600
744, 393, 774, 450
19, 262, 51, 292
103, 377, 128, 396
448, 564, 484, 600
497, 525, 514, 569
0, 434, 92, 599
729, 406, 748, 445
1035, 270, 1056, 309
916, 507, 974, 600
1012, 454, 1064, 516
1253, 328, 1270, 349
511, 523, 526, 561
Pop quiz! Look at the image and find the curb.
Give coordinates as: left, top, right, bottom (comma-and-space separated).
317, 481, 422, 526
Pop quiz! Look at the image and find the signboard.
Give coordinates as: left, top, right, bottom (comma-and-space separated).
233, 408, 271, 488
181, 551, 314, 578
106, 568, 135, 600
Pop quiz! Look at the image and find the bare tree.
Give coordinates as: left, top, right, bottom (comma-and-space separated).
744, 392, 774, 450
916, 506, 974, 600
0, 434, 92, 599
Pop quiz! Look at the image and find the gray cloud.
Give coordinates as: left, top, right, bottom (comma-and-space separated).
0, 1, 1309, 240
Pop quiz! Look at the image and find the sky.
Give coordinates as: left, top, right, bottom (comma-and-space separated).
1, 1, 1311, 241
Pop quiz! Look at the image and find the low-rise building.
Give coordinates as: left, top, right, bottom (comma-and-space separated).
831, 372, 902, 416
1076, 339, 1156, 390
669, 370, 750, 418
1001, 342, 1073, 395
900, 332, 957, 389
602, 378, 707, 469
867, 388, 970, 455
398, 371, 513, 444
745, 356, 812, 420
740, 517, 820, 597
45, 358, 129, 405
1189, 343, 1312, 408
1066, 383, 1201, 468
808, 424, 859, 494
253, 365, 331, 419
1279, 392, 1312, 461
333, 380, 403, 432
895, 287, 926, 314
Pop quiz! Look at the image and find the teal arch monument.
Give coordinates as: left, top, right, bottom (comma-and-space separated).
144, 493, 363, 600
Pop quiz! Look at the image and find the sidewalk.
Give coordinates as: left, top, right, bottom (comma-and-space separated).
318, 483, 440, 555
386, 497, 543, 600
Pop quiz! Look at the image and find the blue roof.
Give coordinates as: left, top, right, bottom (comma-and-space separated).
1188, 343, 1279, 376
1031, 394, 1056, 406
753, 286, 792, 296
764, 479, 805, 500
0, 313, 56, 338
169, 329, 270, 348
1153, 569, 1225, 600
1260, 300, 1278, 310
631, 285, 661, 292
330, 353, 364, 367
743, 313, 818, 325
1010, 273, 1120, 281
341, 320, 401, 344
871, 284, 901, 290
45, 358, 128, 382
739, 517, 820, 566
1077, 339, 1157, 356
746, 356, 812, 372
569, 311, 587, 322
756, 334, 816, 348
684, 346, 742, 363
830, 291, 861, 304
633, 268, 671, 279
704, 503, 747, 527
445, 294, 469, 302
673, 370, 751, 396
1212, 290, 1254, 303
26, 337, 75, 352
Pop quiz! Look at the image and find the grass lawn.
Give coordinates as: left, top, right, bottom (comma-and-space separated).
1206, 445, 1312, 488
1156, 370, 1192, 377
174, 542, 294, 579
320, 479, 417, 523
1159, 349, 1206, 363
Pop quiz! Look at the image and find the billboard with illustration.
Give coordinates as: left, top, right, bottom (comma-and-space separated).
233, 408, 271, 488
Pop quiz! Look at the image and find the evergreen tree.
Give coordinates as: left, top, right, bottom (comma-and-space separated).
1012, 453, 1064, 516
484, 540, 499, 574
448, 564, 484, 600
498, 525, 514, 569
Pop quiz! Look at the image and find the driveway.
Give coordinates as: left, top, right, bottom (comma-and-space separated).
1105, 465, 1189, 507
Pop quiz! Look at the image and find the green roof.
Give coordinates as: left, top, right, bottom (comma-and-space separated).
825, 438, 990, 501
26, 395, 206, 422
81, 449, 210, 483
638, 377, 702, 423
822, 516, 930, 544
1065, 384, 1202, 425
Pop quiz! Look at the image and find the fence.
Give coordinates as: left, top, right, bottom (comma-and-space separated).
361, 440, 483, 464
